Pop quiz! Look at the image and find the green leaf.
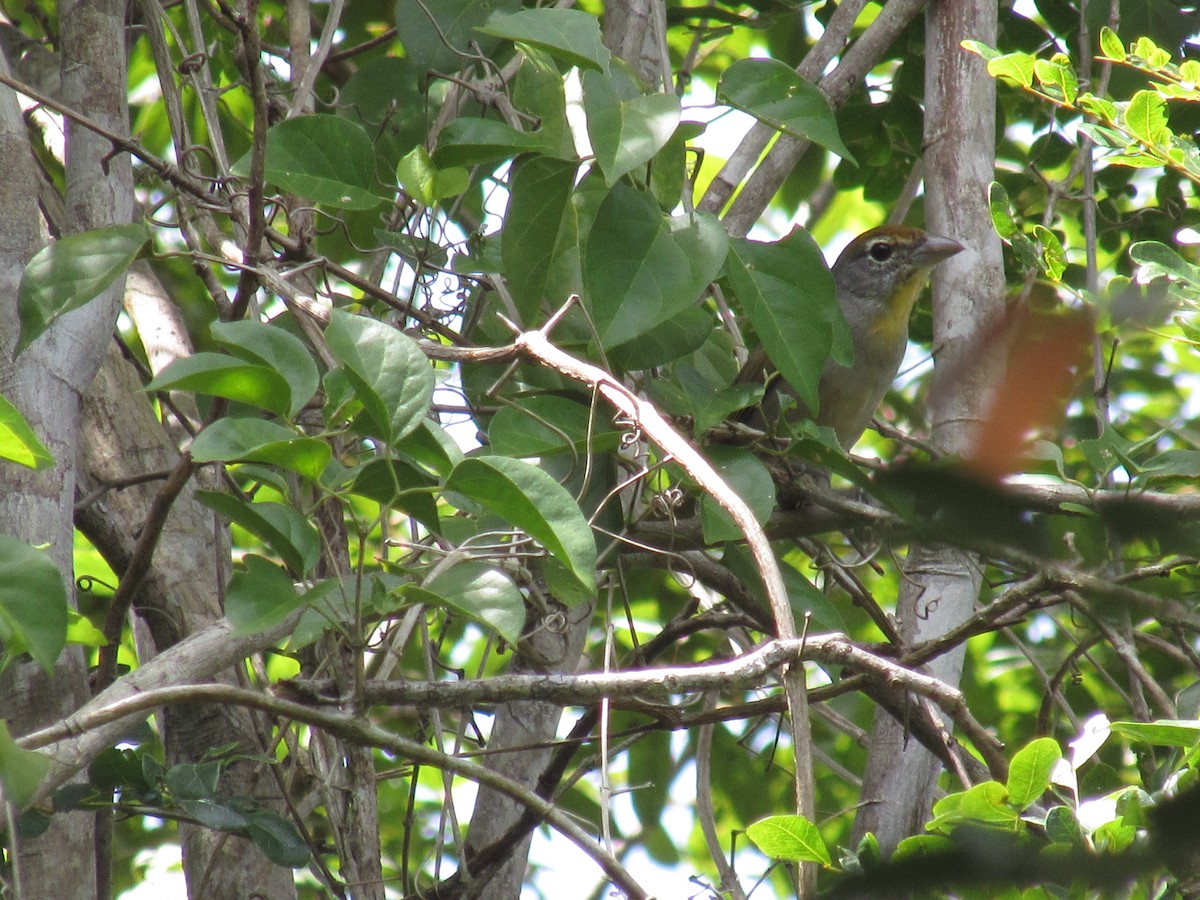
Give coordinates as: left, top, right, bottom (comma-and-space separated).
0, 721, 49, 809
628, 730, 674, 832
395, 419, 464, 478
433, 117, 554, 167
0, 393, 53, 470
512, 44, 575, 159
502, 156, 579, 322
1124, 90, 1169, 146
1094, 818, 1136, 852
145, 353, 293, 419
725, 230, 843, 414
1129, 240, 1200, 289
782, 563, 846, 634
583, 183, 727, 348
1033, 225, 1066, 282
1131, 36, 1169, 67
234, 114, 381, 210
189, 418, 332, 483
0, 536, 68, 674
166, 760, 222, 800
394, 0, 521, 77
89, 747, 149, 794
347, 458, 441, 534
65, 610, 107, 649
396, 145, 469, 206
476, 7, 611, 72
722, 543, 846, 634
928, 781, 1018, 831
986, 52, 1036, 88
1044, 805, 1083, 846
745, 814, 831, 865
245, 810, 311, 867
988, 181, 1021, 240
652, 359, 760, 435
1006, 737, 1062, 811
16, 223, 148, 354
445, 456, 597, 595
1079, 93, 1118, 123
420, 561, 526, 644
1098, 26, 1126, 62
210, 320, 320, 420
197, 492, 321, 578
1110, 719, 1200, 747
698, 446, 776, 544
892, 834, 954, 861
488, 394, 621, 458
608, 307, 714, 372
223, 554, 304, 635
582, 69, 681, 185
717, 59, 855, 162
178, 798, 250, 831
1034, 57, 1078, 104
324, 309, 435, 444
960, 40, 1000, 62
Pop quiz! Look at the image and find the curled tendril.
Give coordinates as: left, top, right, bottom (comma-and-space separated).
177, 51, 208, 76
650, 486, 685, 521
613, 412, 642, 448
77, 575, 116, 594
541, 610, 568, 635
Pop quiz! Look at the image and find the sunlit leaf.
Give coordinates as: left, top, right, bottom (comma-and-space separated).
583, 69, 681, 185
189, 418, 332, 482
0, 721, 49, 809
1110, 719, 1200, 748
476, 7, 610, 72
717, 58, 854, 162
746, 814, 831, 865
1007, 737, 1062, 811
445, 456, 597, 595
1098, 26, 1126, 62
0, 536, 68, 674
396, 145, 469, 206
1124, 90, 1169, 146
419, 561, 526, 644
145, 354, 293, 419
0, 394, 52, 470
986, 52, 1036, 87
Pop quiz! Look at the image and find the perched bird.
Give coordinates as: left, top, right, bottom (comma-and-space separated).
740, 225, 963, 449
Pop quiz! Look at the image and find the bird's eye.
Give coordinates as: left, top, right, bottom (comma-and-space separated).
869, 241, 894, 262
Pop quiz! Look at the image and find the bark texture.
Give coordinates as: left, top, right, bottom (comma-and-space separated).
853, 0, 1007, 855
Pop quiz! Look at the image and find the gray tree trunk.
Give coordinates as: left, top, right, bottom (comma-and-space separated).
0, 1, 135, 896
853, 0, 1007, 855
78, 343, 299, 900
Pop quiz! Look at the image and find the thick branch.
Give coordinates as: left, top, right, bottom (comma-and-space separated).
25, 681, 651, 900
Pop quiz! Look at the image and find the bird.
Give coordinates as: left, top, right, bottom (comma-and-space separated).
738, 225, 964, 449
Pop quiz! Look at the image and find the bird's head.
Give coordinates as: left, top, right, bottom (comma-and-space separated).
832, 225, 964, 344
